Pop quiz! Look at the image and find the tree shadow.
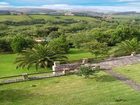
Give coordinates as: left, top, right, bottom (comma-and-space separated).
94, 75, 116, 82
0, 89, 34, 103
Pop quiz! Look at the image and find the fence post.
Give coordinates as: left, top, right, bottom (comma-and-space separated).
52, 61, 60, 76
131, 52, 136, 56
82, 58, 89, 64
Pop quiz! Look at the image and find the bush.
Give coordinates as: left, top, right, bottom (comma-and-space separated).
77, 66, 100, 78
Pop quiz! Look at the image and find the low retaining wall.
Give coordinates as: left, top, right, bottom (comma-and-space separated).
52, 58, 89, 74
53, 63, 81, 71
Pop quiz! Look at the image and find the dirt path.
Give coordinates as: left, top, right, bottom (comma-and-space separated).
97, 54, 140, 91
105, 69, 140, 91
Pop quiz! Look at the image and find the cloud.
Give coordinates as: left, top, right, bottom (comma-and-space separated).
0, 2, 10, 7
0, 0, 140, 12
41, 4, 140, 12
118, 0, 138, 1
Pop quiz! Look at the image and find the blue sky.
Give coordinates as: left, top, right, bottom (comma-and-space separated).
0, 0, 140, 12
0, 0, 129, 6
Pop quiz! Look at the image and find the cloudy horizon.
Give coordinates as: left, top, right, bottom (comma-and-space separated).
0, 0, 140, 12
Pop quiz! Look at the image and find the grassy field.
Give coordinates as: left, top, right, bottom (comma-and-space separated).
114, 64, 140, 83
0, 54, 48, 77
0, 49, 93, 77
67, 48, 94, 61
0, 72, 140, 105
0, 15, 97, 22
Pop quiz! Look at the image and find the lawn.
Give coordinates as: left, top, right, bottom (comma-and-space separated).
0, 54, 49, 77
67, 48, 94, 61
0, 72, 140, 105
114, 63, 140, 83
0, 49, 94, 77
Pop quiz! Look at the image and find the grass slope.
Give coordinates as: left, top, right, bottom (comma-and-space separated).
0, 15, 97, 22
114, 63, 140, 83
0, 72, 140, 105
0, 54, 48, 77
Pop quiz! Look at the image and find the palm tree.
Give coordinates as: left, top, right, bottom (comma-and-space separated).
15, 44, 67, 70
111, 38, 140, 56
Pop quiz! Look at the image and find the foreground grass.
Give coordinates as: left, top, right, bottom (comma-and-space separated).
114, 63, 140, 83
0, 72, 140, 105
0, 49, 93, 77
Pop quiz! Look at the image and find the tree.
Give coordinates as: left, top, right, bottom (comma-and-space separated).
113, 25, 140, 43
69, 32, 93, 48
83, 40, 108, 56
15, 44, 67, 70
48, 35, 69, 54
111, 38, 140, 57
11, 36, 34, 53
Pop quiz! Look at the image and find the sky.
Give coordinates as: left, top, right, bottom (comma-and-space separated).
0, 0, 140, 12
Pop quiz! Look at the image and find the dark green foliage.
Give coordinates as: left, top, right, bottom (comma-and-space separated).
2, 19, 46, 26
36, 26, 59, 37
112, 25, 140, 44
48, 31, 61, 39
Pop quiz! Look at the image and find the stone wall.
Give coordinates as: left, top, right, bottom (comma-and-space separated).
52, 58, 89, 74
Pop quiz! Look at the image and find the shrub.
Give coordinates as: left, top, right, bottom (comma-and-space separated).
77, 66, 100, 78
